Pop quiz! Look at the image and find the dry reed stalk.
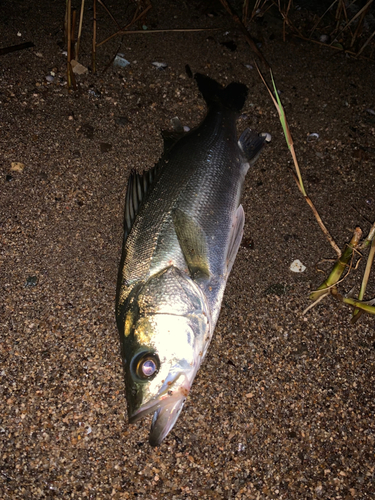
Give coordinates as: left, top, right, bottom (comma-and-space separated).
96, 27, 220, 47
218, 0, 270, 67
257, 66, 341, 257
352, 236, 375, 321
96, 0, 152, 48
75, 0, 85, 62
92, 0, 97, 73
98, 0, 122, 30
310, 227, 362, 301
67, 0, 72, 89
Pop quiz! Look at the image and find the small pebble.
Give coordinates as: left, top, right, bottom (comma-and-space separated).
25, 276, 38, 287
11, 162, 25, 172
113, 54, 130, 69
100, 142, 112, 153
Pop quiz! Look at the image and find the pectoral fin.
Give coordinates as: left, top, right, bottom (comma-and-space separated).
172, 209, 210, 279
226, 205, 245, 277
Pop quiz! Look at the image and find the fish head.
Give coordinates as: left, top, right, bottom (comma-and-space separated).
120, 266, 211, 446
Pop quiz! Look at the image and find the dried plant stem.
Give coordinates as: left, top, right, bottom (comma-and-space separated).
67, 0, 72, 89
293, 33, 374, 60
334, 291, 375, 315
309, 0, 338, 38
75, 0, 85, 62
335, 0, 373, 39
310, 227, 362, 301
218, 0, 270, 67
96, 1, 152, 47
257, 66, 341, 257
352, 236, 375, 321
71, 8, 77, 58
97, 0, 122, 31
361, 221, 375, 249
303, 192, 341, 257
242, 0, 249, 24
96, 28, 219, 47
303, 292, 329, 315
92, 0, 97, 73
356, 29, 375, 57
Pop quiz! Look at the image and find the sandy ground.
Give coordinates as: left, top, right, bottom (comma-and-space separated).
1, 0, 375, 498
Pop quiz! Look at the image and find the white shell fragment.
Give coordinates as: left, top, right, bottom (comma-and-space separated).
290, 259, 306, 273
260, 132, 272, 143
307, 133, 319, 142
152, 62, 168, 70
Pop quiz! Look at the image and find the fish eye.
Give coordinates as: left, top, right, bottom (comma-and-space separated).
134, 353, 160, 380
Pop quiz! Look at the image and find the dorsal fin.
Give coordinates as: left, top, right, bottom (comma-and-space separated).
124, 166, 159, 240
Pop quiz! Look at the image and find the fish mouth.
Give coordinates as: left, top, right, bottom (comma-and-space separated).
128, 375, 189, 446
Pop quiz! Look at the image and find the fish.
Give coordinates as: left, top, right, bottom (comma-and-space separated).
116, 73, 269, 446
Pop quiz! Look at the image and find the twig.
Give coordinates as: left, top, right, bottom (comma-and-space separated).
97, 0, 122, 31
293, 32, 374, 60
0, 42, 35, 56
331, 0, 374, 46
96, 1, 152, 47
309, 0, 338, 38
356, 28, 375, 57
218, 0, 270, 68
303, 292, 329, 315
96, 27, 220, 47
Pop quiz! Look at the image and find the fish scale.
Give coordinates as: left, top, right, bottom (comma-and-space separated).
116, 73, 269, 446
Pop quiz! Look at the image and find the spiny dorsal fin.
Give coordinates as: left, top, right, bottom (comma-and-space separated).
124, 165, 159, 240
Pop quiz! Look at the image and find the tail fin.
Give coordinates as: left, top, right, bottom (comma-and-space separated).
195, 73, 248, 113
